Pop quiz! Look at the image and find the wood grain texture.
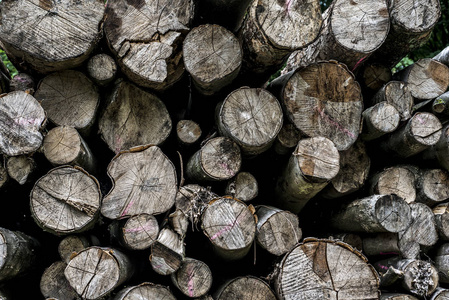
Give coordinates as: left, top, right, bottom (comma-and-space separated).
273, 123, 302, 155
415, 169, 449, 207
40, 261, 79, 300
215, 276, 276, 300
110, 214, 159, 251
361, 102, 400, 141
6, 155, 35, 185
430, 288, 449, 300
433, 203, 449, 240
434, 46, 449, 66
434, 243, 449, 284
225, 172, 258, 202
370, 81, 413, 122
380, 293, 419, 300
369, 166, 416, 204
86, 53, 117, 86
58, 235, 91, 264
171, 257, 212, 298
112, 282, 176, 300
176, 120, 202, 146
150, 227, 185, 275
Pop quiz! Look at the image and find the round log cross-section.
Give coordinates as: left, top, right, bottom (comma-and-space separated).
370, 81, 413, 122
40, 261, 78, 300
361, 102, 401, 141
109, 214, 159, 251
215, 276, 277, 300
171, 258, 213, 298
369, 166, 417, 204
112, 282, 176, 300
86, 53, 117, 86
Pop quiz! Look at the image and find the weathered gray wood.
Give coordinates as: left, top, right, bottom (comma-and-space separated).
104, 0, 194, 90
433, 203, 449, 240
0, 0, 104, 73
361, 102, 401, 141
217, 87, 283, 156
109, 214, 159, 251
176, 120, 202, 147
328, 233, 363, 252
6, 155, 35, 185
65, 246, 134, 300
274, 238, 379, 300
58, 235, 91, 264
9, 73, 35, 94
369, 166, 416, 204
0, 91, 46, 156
225, 172, 258, 202
273, 123, 302, 156
215, 276, 277, 300
0, 157, 8, 190
150, 227, 185, 275
362, 233, 402, 257
101, 145, 177, 219
34, 70, 100, 136
358, 63, 392, 94
30, 166, 101, 235
255, 205, 302, 256
201, 197, 256, 260
98, 80, 172, 153
186, 137, 241, 182
40, 261, 79, 300
183, 24, 241, 95
370, 81, 414, 122
275, 136, 340, 214
171, 257, 212, 298
415, 169, 449, 207
433, 243, 449, 284
111, 282, 176, 300
423, 124, 449, 171
432, 91, 449, 117
86, 53, 117, 86
434, 46, 449, 66
380, 293, 418, 300
430, 288, 449, 300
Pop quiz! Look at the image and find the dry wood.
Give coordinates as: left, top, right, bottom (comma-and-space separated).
215, 276, 277, 300
433, 243, 449, 284
415, 169, 449, 207
111, 282, 176, 300
0, 91, 46, 156
359, 63, 392, 94
40, 261, 79, 300
361, 102, 401, 141
6, 155, 35, 185
328, 233, 363, 252
434, 46, 449, 66
0, 158, 8, 190
65, 246, 134, 300
34, 70, 100, 135
86, 53, 117, 86
273, 123, 302, 156
183, 24, 242, 95
432, 91, 449, 117
380, 293, 419, 300
431, 288, 449, 300
186, 137, 241, 182
98, 80, 172, 153
255, 205, 302, 256
169, 209, 190, 239
369, 166, 416, 204
217, 87, 283, 156
104, 0, 194, 90
9, 73, 35, 94
176, 120, 202, 147
171, 257, 212, 298
423, 124, 449, 171
370, 81, 414, 122
150, 227, 185, 276
362, 233, 403, 257
101, 145, 177, 219
58, 235, 91, 264
433, 203, 449, 240
201, 197, 256, 260
225, 172, 258, 202
0, 0, 104, 73
275, 136, 340, 214
274, 238, 379, 300
30, 166, 101, 235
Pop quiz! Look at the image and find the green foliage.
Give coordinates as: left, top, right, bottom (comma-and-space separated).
391, 56, 415, 74
0, 49, 18, 78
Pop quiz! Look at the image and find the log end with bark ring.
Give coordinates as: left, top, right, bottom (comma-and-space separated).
176, 120, 202, 146
390, 0, 441, 32
43, 126, 82, 166
122, 214, 159, 250
87, 53, 117, 86
410, 112, 442, 146
215, 276, 277, 300
171, 258, 212, 298
113, 282, 176, 300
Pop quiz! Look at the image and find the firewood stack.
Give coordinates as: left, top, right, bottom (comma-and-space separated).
0, 0, 448, 299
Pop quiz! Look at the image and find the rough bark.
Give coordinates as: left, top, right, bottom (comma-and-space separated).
430, 288, 449, 300
380, 293, 418, 300
150, 227, 185, 275
433, 203, 449, 241
370, 81, 414, 122
0, 91, 46, 156
423, 124, 449, 171
255, 205, 302, 256
362, 233, 402, 257
109, 214, 159, 251
433, 243, 449, 284
0, 0, 104, 73
58, 235, 92, 264
101, 145, 177, 219
65, 246, 134, 300
368, 166, 416, 204
415, 169, 449, 207
434, 46, 449, 66
361, 102, 401, 141
30, 166, 101, 235
328, 233, 363, 252
176, 120, 202, 147
9, 73, 35, 94
5, 155, 35, 185
40, 261, 79, 300
183, 24, 242, 95
274, 238, 379, 300
86, 53, 117, 86
216, 87, 283, 156
171, 257, 212, 298
104, 0, 194, 90
111, 282, 176, 300
275, 136, 340, 214
273, 122, 302, 156
225, 172, 258, 202
215, 276, 277, 300
34, 70, 100, 136
98, 80, 172, 154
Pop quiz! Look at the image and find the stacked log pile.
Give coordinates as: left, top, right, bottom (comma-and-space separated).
0, 0, 448, 299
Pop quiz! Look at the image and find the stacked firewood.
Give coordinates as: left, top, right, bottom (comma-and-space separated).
0, 0, 448, 299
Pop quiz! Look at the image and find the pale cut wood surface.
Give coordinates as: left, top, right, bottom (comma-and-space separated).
40, 261, 79, 300
86, 53, 117, 86
361, 102, 400, 141
58, 235, 91, 264
176, 120, 202, 146
150, 227, 185, 275
171, 258, 212, 298
370, 81, 413, 121
369, 166, 416, 204
225, 171, 258, 202
122, 214, 159, 250
216, 276, 277, 300
416, 169, 449, 206
6, 155, 35, 185
112, 282, 176, 300
433, 203, 449, 240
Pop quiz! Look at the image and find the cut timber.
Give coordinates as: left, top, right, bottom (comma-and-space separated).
30, 166, 101, 235
150, 227, 185, 275
101, 145, 177, 219
274, 238, 379, 300
255, 205, 302, 256
0, 227, 40, 281
0, 91, 46, 156
0, 0, 104, 73
431, 288, 449, 300
176, 120, 202, 147
359, 63, 392, 94
98, 80, 172, 153
330, 194, 412, 233
361, 102, 401, 141
273, 123, 302, 156
201, 197, 256, 260
239, 0, 322, 77
433, 203, 449, 240
328, 233, 363, 252
9, 73, 35, 94
225, 172, 258, 202
171, 258, 212, 298
34, 70, 100, 135
0, 158, 8, 189
362, 233, 401, 257
65, 246, 134, 300
183, 24, 242, 95
434, 243, 449, 284
86, 53, 117, 86
58, 235, 91, 264
109, 214, 159, 251
415, 169, 449, 207
368, 166, 416, 204
434, 46, 449, 66
186, 137, 241, 182
104, 0, 194, 90
217, 87, 283, 156
380, 293, 418, 300
370, 81, 414, 122
271, 61, 363, 151
381, 112, 442, 158
423, 124, 449, 171
215, 276, 277, 300
6, 155, 35, 185
394, 59, 449, 102
275, 136, 340, 214
432, 91, 449, 117
40, 261, 79, 300
111, 282, 176, 300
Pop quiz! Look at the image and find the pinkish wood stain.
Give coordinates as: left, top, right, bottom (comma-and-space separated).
316, 106, 355, 138
210, 211, 246, 240
124, 222, 154, 233
121, 199, 135, 217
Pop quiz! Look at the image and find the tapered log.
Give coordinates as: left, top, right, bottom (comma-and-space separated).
358, 63, 392, 94
43, 126, 96, 174
65, 246, 134, 300
9, 73, 35, 94
171, 258, 212, 298
109, 214, 159, 251
201, 197, 256, 260
183, 24, 241, 95
381, 112, 442, 158
433, 203, 449, 240
98, 80, 172, 153
225, 172, 258, 202
0, 0, 104, 73
380, 293, 418, 300
216, 87, 283, 156
104, 0, 194, 90
215, 276, 277, 300
111, 282, 176, 300
433, 243, 449, 284
270, 61, 363, 151
30, 166, 101, 235
58, 235, 91, 264
274, 238, 379, 300
176, 120, 202, 147
273, 123, 302, 156
431, 288, 449, 300
186, 137, 241, 182
101, 145, 177, 219
150, 227, 185, 275
0, 227, 39, 281
255, 205, 302, 256
6, 155, 35, 185
275, 136, 340, 214
34, 70, 100, 136
415, 169, 449, 207
40, 261, 79, 300
361, 102, 401, 141
434, 46, 449, 66
0, 91, 46, 156
86, 53, 117, 86
369, 166, 416, 204
330, 194, 412, 233
370, 81, 414, 122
